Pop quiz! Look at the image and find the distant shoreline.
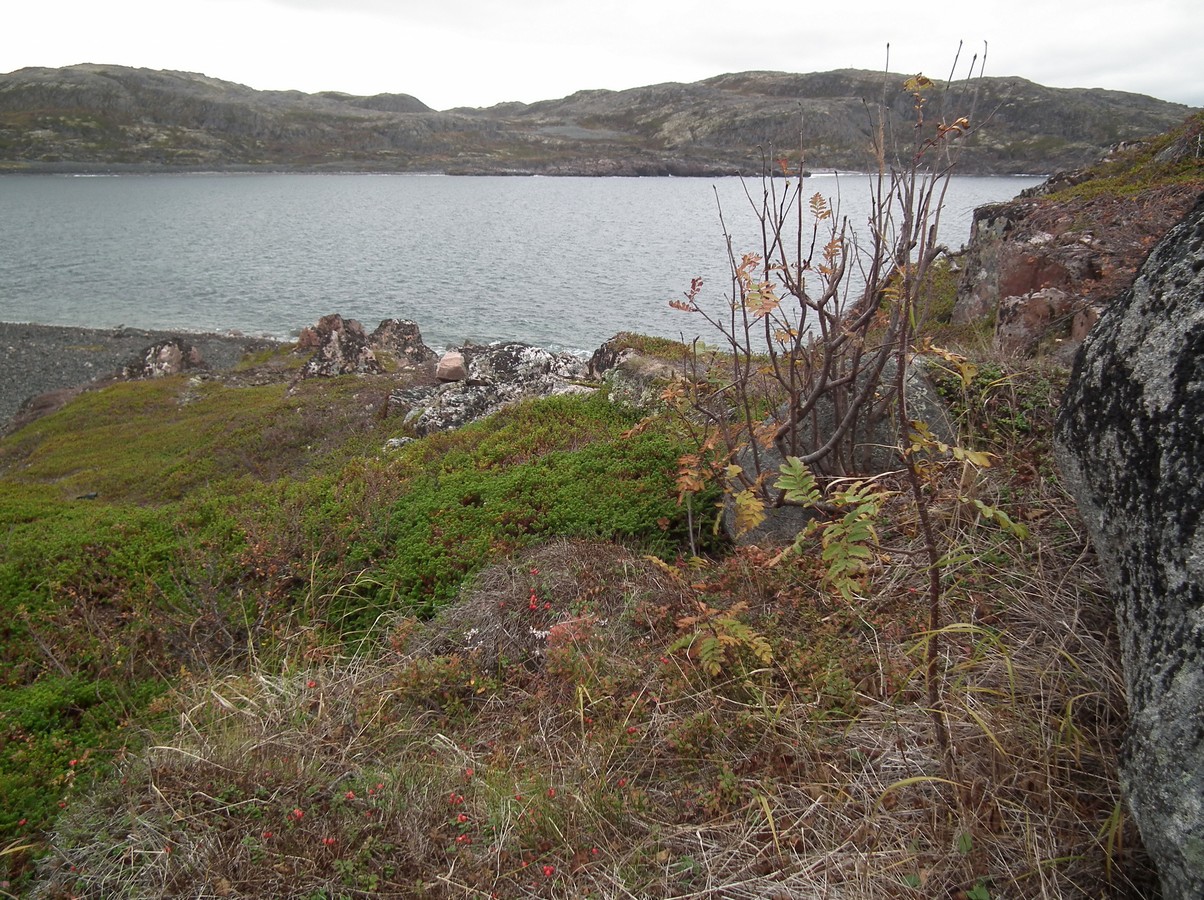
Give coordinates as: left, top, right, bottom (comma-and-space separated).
0, 322, 281, 429
0, 163, 1053, 179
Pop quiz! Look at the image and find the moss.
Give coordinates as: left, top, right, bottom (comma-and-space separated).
374, 428, 696, 620
1046, 112, 1204, 201
605, 331, 691, 361
0, 374, 399, 502
232, 343, 302, 371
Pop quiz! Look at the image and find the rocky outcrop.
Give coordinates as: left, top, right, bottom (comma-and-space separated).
954, 185, 1202, 357
369, 318, 437, 368
389, 341, 591, 435
1054, 196, 1204, 898
953, 124, 1204, 357
296, 315, 381, 377
993, 288, 1078, 355
295, 315, 435, 378
586, 339, 681, 411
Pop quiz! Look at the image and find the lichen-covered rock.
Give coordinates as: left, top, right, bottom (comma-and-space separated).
953, 184, 1201, 357
120, 339, 205, 378
368, 318, 436, 368
1054, 192, 1204, 899
389, 341, 591, 435
460, 342, 586, 384
296, 314, 382, 378
588, 343, 679, 412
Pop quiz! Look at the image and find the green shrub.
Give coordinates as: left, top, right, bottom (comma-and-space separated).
0, 673, 168, 836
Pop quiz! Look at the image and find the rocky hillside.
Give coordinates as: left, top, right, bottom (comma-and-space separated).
0, 64, 1194, 175
952, 110, 1204, 356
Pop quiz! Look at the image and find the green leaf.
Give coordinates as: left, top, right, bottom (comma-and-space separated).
775, 456, 820, 506
957, 830, 974, 855
967, 498, 1030, 539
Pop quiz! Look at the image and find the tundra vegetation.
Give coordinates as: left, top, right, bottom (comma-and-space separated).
0, 66, 1177, 898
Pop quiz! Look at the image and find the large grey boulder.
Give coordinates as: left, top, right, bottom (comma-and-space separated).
725, 356, 955, 546
1054, 193, 1204, 898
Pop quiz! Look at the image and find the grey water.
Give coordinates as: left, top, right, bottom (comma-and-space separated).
0, 173, 1042, 353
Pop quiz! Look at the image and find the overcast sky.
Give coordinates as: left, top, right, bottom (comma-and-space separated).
5, 0, 1201, 111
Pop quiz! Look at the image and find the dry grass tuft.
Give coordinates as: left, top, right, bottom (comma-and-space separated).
33, 488, 1156, 899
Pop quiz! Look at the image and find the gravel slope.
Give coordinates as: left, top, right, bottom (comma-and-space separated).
0, 322, 280, 430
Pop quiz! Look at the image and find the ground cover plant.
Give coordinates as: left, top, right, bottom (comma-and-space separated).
0, 362, 705, 894
2, 62, 1168, 898
1, 324, 1155, 900
25, 419, 1154, 896
1039, 110, 1203, 202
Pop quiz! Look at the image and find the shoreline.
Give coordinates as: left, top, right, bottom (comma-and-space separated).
0, 322, 282, 429
0, 162, 1052, 179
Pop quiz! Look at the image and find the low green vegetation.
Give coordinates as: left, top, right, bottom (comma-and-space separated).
1045, 111, 1204, 201
0, 331, 1155, 897
0, 366, 715, 891
4, 79, 1189, 896
601, 331, 691, 360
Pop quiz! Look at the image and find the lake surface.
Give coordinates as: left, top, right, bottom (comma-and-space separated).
0, 173, 1041, 353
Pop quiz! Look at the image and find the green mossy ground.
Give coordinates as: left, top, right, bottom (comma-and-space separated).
0, 366, 711, 884
1044, 111, 1204, 201
0, 332, 1154, 897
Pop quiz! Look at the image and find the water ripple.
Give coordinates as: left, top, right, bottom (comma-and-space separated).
0, 173, 1040, 352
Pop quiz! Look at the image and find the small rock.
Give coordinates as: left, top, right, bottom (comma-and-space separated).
436, 350, 467, 382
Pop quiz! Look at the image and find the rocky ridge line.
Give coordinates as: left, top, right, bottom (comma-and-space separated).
1, 64, 1195, 176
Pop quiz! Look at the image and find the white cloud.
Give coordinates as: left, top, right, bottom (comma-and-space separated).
2, 0, 1200, 109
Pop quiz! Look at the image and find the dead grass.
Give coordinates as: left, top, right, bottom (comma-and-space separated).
32, 492, 1156, 899
20, 338, 1152, 898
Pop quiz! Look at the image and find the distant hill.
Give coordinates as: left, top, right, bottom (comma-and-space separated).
0, 64, 1195, 176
